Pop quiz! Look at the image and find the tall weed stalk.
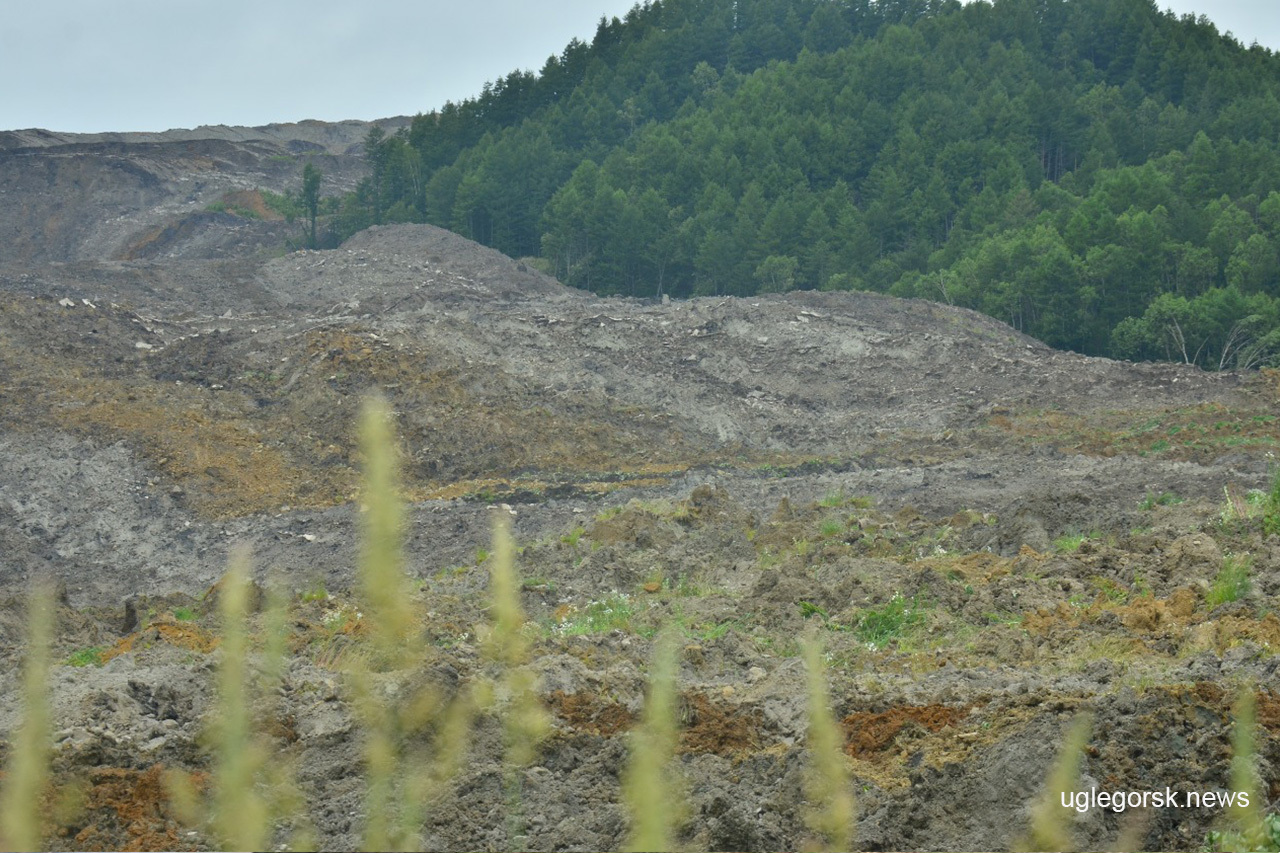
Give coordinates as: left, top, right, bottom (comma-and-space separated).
1209, 688, 1269, 852
803, 633, 855, 853
482, 514, 551, 849
1017, 712, 1092, 852
353, 397, 428, 851
623, 630, 680, 853
0, 584, 53, 852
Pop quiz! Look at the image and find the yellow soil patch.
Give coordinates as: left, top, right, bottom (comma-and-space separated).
102, 617, 220, 662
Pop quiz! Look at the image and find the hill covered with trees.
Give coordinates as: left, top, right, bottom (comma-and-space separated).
331, 0, 1280, 368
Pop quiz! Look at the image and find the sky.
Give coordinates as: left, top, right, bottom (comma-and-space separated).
1, 0, 1276, 134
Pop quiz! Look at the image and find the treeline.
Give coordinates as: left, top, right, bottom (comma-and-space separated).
328, 0, 1280, 368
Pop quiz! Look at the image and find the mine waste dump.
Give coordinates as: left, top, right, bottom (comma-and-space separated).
6, 2, 1280, 843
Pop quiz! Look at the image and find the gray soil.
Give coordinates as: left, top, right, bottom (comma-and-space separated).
0, 123, 1277, 852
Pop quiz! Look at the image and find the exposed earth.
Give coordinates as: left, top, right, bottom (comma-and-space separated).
0, 124, 1278, 852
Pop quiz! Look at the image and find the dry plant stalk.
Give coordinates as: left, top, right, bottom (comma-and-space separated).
1017, 712, 1093, 852
484, 514, 551, 847
623, 630, 680, 853
0, 584, 54, 852
210, 548, 272, 852
353, 396, 481, 852
354, 397, 423, 852
802, 633, 855, 853
1225, 688, 1266, 852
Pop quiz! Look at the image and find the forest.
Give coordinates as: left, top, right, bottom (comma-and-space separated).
321, 0, 1280, 368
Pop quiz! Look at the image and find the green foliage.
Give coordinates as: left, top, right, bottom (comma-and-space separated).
799, 600, 829, 621
302, 164, 322, 249
259, 188, 300, 221
206, 200, 259, 219
64, 646, 106, 667
818, 518, 844, 538
852, 594, 926, 648
1207, 812, 1280, 853
1264, 469, 1280, 537
318, 0, 1280, 364
1053, 532, 1091, 553
301, 582, 330, 603
1207, 555, 1252, 608
555, 594, 639, 636
1140, 491, 1184, 510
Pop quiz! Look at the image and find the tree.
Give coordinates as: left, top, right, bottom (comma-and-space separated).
302, 164, 322, 250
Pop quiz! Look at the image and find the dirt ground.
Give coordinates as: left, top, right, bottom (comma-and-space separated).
1, 131, 1278, 851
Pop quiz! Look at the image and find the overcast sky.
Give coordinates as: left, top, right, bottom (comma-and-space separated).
1, 0, 1276, 134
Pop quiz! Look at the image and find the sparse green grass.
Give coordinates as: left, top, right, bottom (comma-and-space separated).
300, 582, 330, 603
1053, 532, 1091, 553
1264, 469, 1280, 537
560, 526, 586, 547
522, 575, 555, 591
64, 646, 106, 667
799, 601, 830, 621
1089, 576, 1128, 605
555, 593, 639, 636
690, 619, 740, 642
818, 518, 844, 538
1140, 491, 1184, 510
1207, 555, 1252, 609
173, 606, 196, 621
595, 505, 625, 521
818, 490, 873, 510
853, 594, 927, 648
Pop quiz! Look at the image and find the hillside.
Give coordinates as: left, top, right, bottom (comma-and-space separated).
0, 117, 409, 266
332, 0, 1280, 369
1, 1, 1280, 848
0, 205, 1278, 848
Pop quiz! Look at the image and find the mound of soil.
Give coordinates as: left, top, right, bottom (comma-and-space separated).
0, 164, 1277, 851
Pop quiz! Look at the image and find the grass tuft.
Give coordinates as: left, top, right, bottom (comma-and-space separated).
64, 646, 106, 668
853, 594, 926, 648
1207, 555, 1252, 609
1264, 469, 1280, 537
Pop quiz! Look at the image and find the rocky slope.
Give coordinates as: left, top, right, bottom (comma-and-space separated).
0, 117, 408, 267
0, 128, 1277, 852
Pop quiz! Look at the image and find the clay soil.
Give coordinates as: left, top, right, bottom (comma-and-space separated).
0, 133, 1278, 851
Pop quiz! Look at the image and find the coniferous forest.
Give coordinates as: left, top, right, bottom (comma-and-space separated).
328, 0, 1280, 368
